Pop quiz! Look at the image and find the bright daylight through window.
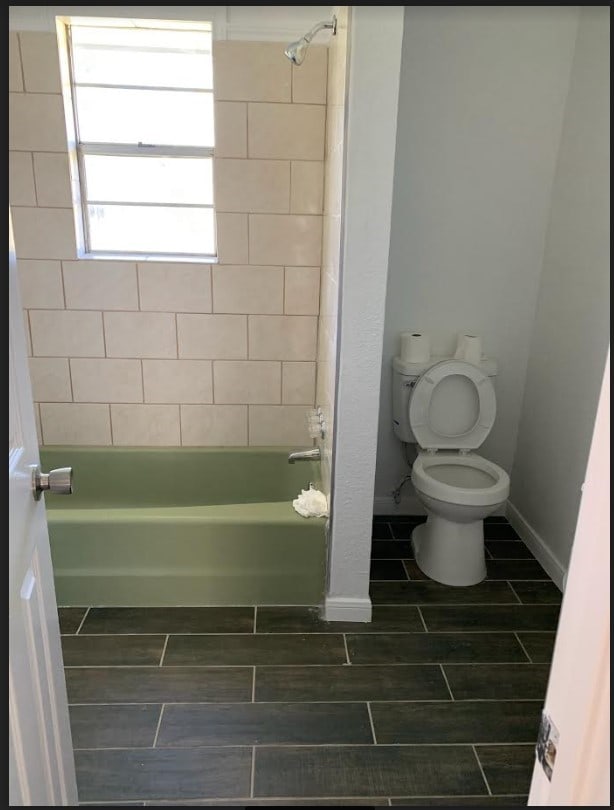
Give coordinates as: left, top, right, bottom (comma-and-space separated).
58, 17, 216, 260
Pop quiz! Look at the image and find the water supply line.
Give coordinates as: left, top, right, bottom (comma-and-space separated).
392, 441, 417, 504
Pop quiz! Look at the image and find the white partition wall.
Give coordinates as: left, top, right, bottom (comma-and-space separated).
324, 6, 404, 621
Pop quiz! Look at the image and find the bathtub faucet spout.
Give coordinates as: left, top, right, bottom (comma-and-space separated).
288, 448, 320, 464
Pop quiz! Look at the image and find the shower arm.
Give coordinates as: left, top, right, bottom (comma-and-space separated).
301, 16, 337, 45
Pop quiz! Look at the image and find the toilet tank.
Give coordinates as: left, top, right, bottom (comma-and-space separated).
392, 356, 498, 444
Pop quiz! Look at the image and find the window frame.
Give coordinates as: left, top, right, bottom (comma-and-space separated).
56, 16, 218, 263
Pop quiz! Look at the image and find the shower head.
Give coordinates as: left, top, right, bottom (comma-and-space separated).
284, 15, 337, 66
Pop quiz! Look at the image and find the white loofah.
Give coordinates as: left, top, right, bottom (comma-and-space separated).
292, 485, 329, 518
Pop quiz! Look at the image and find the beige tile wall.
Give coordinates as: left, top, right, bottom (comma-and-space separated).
316, 7, 350, 497
10, 31, 328, 446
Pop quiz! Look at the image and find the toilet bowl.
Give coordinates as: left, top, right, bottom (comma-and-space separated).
391, 355, 511, 587
411, 451, 510, 586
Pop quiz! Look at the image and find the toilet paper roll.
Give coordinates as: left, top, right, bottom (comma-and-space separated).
400, 332, 430, 363
454, 333, 482, 365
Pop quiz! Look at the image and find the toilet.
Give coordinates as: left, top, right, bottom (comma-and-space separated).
392, 355, 510, 586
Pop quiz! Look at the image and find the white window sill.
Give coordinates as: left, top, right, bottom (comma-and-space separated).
78, 251, 219, 264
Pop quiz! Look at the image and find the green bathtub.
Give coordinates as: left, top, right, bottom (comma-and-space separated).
40, 446, 327, 607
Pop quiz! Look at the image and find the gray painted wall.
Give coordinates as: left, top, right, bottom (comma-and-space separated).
510, 7, 610, 572
375, 6, 580, 508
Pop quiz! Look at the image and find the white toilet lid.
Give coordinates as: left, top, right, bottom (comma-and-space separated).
409, 359, 496, 450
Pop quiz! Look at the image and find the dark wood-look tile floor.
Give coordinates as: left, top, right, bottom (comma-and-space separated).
63, 515, 558, 805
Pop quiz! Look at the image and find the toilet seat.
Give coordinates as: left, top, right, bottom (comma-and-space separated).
409, 359, 496, 451
412, 451, 510, 507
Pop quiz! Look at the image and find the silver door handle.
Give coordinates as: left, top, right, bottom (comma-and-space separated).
32, 465, 73, 501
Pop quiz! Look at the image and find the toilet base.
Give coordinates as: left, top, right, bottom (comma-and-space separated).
412, 516, 487, 587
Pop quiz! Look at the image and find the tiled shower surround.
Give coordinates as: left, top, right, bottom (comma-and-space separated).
9, 32, 329, 447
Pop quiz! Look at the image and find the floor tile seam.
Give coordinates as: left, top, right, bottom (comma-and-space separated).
62, 604, 324, 610
389, 794, 528, 799
251, 666, 256, 702
65, 604, 558, 638
342, 634, 351, 665
64, 664, 257, 669
507, 581, 522, 604
514, 632, 534, 663
72, 741, 537, 751
438, 664, 455, 700
67, 698, 545, 706
250, 745, 256, 798
64, 659, 541, 670
75, 736, 539, 751
158, 635, 170, 666
399, 628, 558, 634
79, 794, 528, 804
151, 704, 165, 748
366, 701, 377, 744
345, 629, 555, 634
74, 607, 90, 635
66, 662, 542, 672
471, 744, 493, 796
253, 605, 257, 633
369, 576, 554, 580
63, 618, 559, 636
369, 601, 551, 606
415, 606, 429, 632
66, 631, 324, 636
508, 581, 523, 603
66, 627, 552, 638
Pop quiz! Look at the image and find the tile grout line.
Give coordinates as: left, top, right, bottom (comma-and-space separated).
253, 605, 257, 633
58, 627, 555, 636
64, 661, 540, 669
401, 559, 412, 580
472, 744, 493, 796
72, 741, 539, 751
159, 634, 170, 666
514, 632, 533, 663
342, 633, 351, 665
74, 607, 90, 635
439, 664, 455, 700
78, 794, 528, 806
508, 581, 523, 604
251, 666, 256, 702
250, 745, 256, 798
416, 606, 429, 632
151, 704, 165, 748
68, 698, 547, 707
366, 701, 378, 745
135, 265, 142, 311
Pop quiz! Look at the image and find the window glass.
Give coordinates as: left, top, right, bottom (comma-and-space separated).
71, 26, 213, 89
75, 86, 214, 147
87, 204, 216, 255
84, 155, 213, 205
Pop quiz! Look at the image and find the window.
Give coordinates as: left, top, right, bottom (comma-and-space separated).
57, 17, 216, 261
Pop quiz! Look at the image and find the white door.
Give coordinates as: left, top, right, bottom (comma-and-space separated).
528, 350, 610, 806
9, 210, 78, 806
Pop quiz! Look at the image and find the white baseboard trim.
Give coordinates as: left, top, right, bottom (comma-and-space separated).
373, 495, 425, 515
506, 501, 566, 591
322, 596, 372, 623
